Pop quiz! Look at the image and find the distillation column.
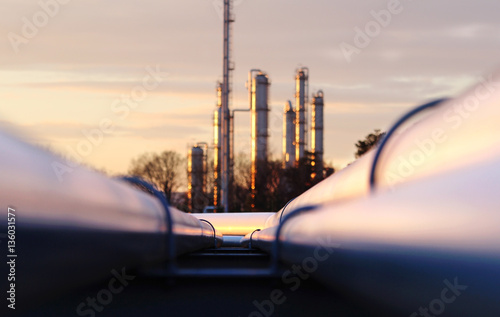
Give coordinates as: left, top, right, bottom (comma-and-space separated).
188, 146, 205, 212
295, 68, 309, 163
311, 90, 324, 179
283, 100, 295, 168
251, 72, 270, 209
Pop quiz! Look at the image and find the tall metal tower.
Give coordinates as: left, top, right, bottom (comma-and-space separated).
250, 71, 270, 208
311, 90, 324, 178
213, 83, 223, 207
188, 145, 205, 212
295, 67, 309, 164
283, 100, 295, 168
220, 0, 234, 212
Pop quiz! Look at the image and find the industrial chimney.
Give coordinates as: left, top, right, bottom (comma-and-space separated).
283, 100, 295, 168
295, 67, 309, 164
311, 90, 324, 179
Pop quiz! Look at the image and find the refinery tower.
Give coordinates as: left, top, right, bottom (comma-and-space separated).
283, 68, 325, 175
250, 71, 270, 209
188, 143, 207, 212
311, 90, 324, 178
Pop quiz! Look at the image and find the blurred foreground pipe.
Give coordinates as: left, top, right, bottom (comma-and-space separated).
0, 130, 220, 309
253, 158, 500, 315
266, 71, 500, 226
243, 71, 500, 315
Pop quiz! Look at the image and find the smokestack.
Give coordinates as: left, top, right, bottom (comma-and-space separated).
250, 71, 269, 209
295, 68, 309, 163
283, 100, 295, 168
311, 90, 324, 178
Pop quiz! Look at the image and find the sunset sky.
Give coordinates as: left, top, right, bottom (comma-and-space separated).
1, 0, 499, 174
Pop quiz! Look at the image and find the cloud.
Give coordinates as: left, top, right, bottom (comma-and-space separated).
115, 123, 208, 140
1, 0, 499, 173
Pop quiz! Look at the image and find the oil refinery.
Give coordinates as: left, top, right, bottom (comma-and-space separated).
188, 66, 326, 212
182, 0, 329, 212
3, 0, 500, 316
186, 2, 327, 212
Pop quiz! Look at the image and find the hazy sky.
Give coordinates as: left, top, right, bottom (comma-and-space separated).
1, 0, 499, 174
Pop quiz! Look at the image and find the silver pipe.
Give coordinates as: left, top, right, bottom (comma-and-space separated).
241, 71, 500, 314
0, 129, 219, 305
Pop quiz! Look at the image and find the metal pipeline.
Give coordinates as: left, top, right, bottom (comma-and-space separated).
192, 212, 273, 236
0, 130, 221, 305
261, 71, 500, 227
193, 212, 273, 247
259, 158, 500, 315
241, 70, 500, 315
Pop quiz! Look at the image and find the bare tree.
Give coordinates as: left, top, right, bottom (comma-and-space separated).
128, 151, 185, 204
229, 152, 335, 212
230, 152, 252, 211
